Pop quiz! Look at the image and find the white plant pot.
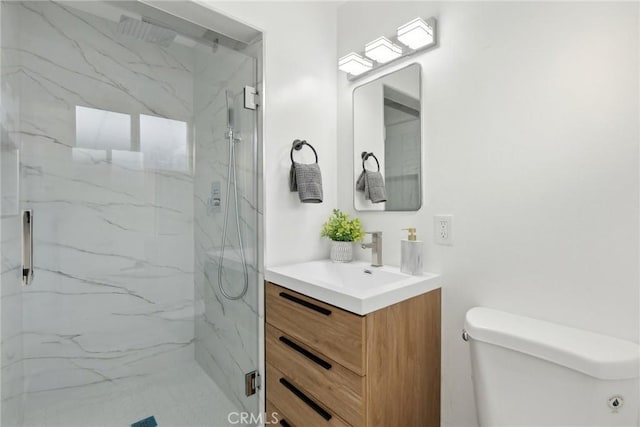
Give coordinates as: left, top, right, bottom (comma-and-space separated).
330, 241, 353, 263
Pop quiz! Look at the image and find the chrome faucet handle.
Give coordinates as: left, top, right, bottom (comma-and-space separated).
362, 231, 383, 267
361, 231, 380, 247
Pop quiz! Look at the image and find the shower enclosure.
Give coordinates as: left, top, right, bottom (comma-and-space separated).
0, 1, 262, 425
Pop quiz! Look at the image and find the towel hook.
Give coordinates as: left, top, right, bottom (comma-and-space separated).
290, 139, 318, 164
361, 151, 380, 172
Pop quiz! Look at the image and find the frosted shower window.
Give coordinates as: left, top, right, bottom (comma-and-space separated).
140, 114, 188, 171
75, 106, 131, 150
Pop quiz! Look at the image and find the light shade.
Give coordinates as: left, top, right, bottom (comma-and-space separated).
364, 37, 403, 64
397, 18, 434, 50
338, 52, 373, 76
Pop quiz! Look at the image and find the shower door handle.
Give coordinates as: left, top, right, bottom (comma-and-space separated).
22, 210, 33, 286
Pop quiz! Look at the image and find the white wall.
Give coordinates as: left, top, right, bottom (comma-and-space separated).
337, 2, 639, 426
204, 1, 339, 268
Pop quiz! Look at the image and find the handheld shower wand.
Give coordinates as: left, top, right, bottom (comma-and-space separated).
217, 90, 249, 301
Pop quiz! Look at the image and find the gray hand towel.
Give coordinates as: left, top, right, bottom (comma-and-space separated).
289, 162, 323, 203
356, 170, 387, 204
356, 170, 366, 192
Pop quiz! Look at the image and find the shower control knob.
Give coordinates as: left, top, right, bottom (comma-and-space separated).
608, 395, 623, 410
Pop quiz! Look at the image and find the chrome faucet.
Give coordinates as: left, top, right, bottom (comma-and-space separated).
361, 231, 383, 267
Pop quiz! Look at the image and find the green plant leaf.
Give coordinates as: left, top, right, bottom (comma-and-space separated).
320, 209, 365, 242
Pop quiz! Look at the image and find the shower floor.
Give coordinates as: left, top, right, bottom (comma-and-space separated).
22, 362, 238, 427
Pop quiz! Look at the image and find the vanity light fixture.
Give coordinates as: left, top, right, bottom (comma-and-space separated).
338, 52, 373, 76
364, 37, 403, 64
338, 17, 436, 81
397, 17, 434, 50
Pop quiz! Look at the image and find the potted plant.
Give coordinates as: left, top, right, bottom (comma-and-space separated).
321, 209, 365, 263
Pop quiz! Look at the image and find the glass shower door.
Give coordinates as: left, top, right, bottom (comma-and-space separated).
1, 2, 26, 424
1, 1, 260, 425
193, 40, 261, 423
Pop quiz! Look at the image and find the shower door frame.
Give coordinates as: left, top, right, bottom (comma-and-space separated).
149, 1, 266, 420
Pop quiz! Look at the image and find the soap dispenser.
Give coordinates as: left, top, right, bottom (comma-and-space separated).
401, 228, 423, 276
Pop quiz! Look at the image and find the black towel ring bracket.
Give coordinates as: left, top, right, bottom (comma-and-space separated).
290, 139, 318, 164
361, 151, 380, 172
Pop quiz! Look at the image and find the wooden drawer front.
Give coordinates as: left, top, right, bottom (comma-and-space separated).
267, 364, 350, 427
267, 324, 364, 426
266, 283, 365, 374
267, 400, 296, 427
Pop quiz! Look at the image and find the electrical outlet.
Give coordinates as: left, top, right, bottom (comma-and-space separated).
434, 215, 453, 245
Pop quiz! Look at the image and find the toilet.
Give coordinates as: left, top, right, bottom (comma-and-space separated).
464, 307, 640, 426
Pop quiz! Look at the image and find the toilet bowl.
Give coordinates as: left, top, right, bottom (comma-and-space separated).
464, 307, 640, 427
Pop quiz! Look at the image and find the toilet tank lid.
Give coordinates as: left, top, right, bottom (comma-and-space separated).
464, 307, 640, 380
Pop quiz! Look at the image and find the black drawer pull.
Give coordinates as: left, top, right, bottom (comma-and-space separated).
280, 420, 291, 427
279, 378, 332, 421
279, 292, 331, 316
279, 336, 332, 370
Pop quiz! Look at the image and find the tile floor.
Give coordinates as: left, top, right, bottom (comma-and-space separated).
22, 362, 239, 427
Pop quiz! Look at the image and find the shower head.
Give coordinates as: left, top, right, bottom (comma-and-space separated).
201, 30, 220, 53
117, 16, 177, 47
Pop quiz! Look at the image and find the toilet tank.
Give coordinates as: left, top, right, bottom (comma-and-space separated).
464, 307, 640, 427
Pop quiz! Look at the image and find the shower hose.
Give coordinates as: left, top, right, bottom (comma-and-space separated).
217, 93, 249, 301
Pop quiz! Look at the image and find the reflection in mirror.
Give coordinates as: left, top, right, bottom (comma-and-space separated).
353, 63, 421, 211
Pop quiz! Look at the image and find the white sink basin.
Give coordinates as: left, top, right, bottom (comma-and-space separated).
265, 260, 441, 315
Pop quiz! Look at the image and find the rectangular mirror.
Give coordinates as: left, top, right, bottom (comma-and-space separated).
353, 63, 421, 211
